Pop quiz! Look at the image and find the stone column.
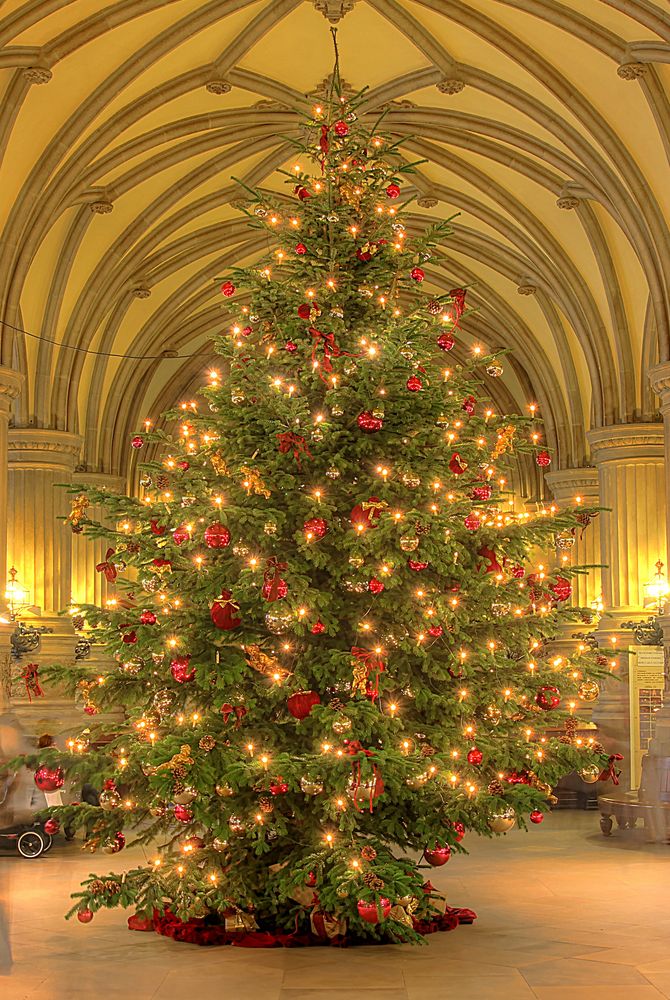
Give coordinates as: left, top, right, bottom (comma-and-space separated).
70, 471, 126, 609
7, 429, 83, 663
586, 424, 666, 776
544, 467, 601, 610
0, 368, 24, 709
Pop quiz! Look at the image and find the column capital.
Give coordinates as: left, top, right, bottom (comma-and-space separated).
8, 428, 82, 471
544, 466, 599, 504
0, 366, 24, 414
650, 362, 670, 411
587, 423, 664, 463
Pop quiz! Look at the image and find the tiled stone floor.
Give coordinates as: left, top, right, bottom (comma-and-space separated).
2, 811, 670, 999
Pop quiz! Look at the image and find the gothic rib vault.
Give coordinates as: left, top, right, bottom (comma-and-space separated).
0, 0, 668, 491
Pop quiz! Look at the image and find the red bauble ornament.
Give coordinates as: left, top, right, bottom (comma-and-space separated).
406, 375, 423, 392
478, 546, 502, 575
464, 513, 480, 532
449, 452, 467, 475
285, 341, 298, 353
140, 610, 157, 625
170, 656, 195, 684
152, 557, 172, 571
269, 777, 289, 795
131, 436, 144, 449
220, 281, 236, 297
287, 690, 321, 720
174, 804, 193, 823
410, 267, 425, 282
453, 821, 465, 842
34, 765, 64, 793
368, 577, 385, 594
536, 450, 551, 467
305, 871, 317, 887
77, 909, 94, 924
530, 810, 544, 824
333, 120, 349, 137
108, 832, 126, 853
122, 631, 137, 645
550, 576, 572, 602
408, 558, 429, 571
511, 564, 525, 579
311, 620, 325, 634
467, 747, 483, 766
304, 517, 328, 540
297, 303, 311, 319
462, 395, 476, 415
295, 185, 311, 201
536, 685, 561, 711
357, 898, 391, 924
428, 625, 443, 638
211, 591, 241, 629
44, 818, 60, 835
150, 520, 166, 535
295, 243, 307, 254
424, 845, 451, 867
84, 705, 99, 716
177, 460, 190, 470
357, 411, 383, 433
386, 182, 401, 198
471, 483, 492, 502
204, 523, 231, 549
183, 836, 205, 851
172, 525, 189, 545
261, 576, 288, 601
350, 497, 384, 529
437, 332, 455, 351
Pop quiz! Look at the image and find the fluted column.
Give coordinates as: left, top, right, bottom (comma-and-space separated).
587, 425, 666, 627
544, 467, 601, 610
70, 471, 126, 608
7, 429, 83, 663
0, 368, 24, 709
586, 424, 666, 776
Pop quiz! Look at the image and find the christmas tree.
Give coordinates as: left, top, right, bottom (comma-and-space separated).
29, 72, 612, 946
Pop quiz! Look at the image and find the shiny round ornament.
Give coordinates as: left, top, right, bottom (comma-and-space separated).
44, 818, 60, 835
357, 411, 383, 433
437, 332, 455, 351
406, 375, 423, 392
326, 466, 341, 479
349, 555, 364, 568
327, 212, 340, 223
428, 625, 443, 638
180, 495, 197, 508
215, 783, 234, 798
102, 832, 126, 855
486, 706, 502, 725
269, 778, 289, 796
555, 531, 575, 551
204, 523, 231, 548
228, 815, 245, 834
152, 689, 176, 715
410, 267, 425, 282
263, 521, 277, 536
357, 898, 391, 924
265, 609, 293, 634
212, 837, 228, 852
299, 776, 324, 796
170, 656, 195, 684
141, 576, 160, 593
368, 577, 385, 595
424, 844, 451, 867
491, 602, 511, 617
578, 680, 600, 702
486, 364, 504, 378
172, 525, 190, 546
401, 472, 421, 488
536, 686, 561, 711
399, 534, 419, 552
330, 404, 344, 417
34, 765, 64, 793
287, 690, 321, 720
99, 784, 122, 811
149, 800, 167, 818
464, 513, 481, 532
304, 517, 328, 540
579, 764, 601, 784
386, 182, 400, 198
254, 206, 268, 218
131, 436, 144, 449
139, 610, 157, 626
311, 620, 325, 634
467, 747, 483, 766
220, 281, 236, 297
294, 243, 307, 255
332, 716, 352, 735
406, 773, 429, 789
408, 558, 429, 572
488, 808, 516, 834
231, 388, 245, 404
536, 450, 552, 467
173, 786, 197, 805
529, 810, 544, 824
77, 909, 94, 924
174, 804, 193, 823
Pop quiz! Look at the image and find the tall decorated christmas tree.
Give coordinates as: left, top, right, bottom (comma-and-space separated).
30, 71, 612, 946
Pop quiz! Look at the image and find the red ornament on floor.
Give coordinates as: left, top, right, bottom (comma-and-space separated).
287, 690, 321, 720
357, 898, 391, 924
204, 523, 231, 548
424, 845, 451, 867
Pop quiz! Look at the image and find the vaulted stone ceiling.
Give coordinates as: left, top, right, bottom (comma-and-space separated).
0, 0, 668, 483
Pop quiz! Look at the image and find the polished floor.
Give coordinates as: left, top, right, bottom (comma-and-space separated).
2, 811, 670, 999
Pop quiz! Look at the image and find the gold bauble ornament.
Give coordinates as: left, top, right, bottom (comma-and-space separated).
348, 555, 364, 568
332, 716, 352, 734
231, 388, 245, 404
578, 680, 600, 702
401, 472, 421, 488
265, 609, 293, 634
326, 466, 341, 479
579, 764, 601, 784
152, 689, 176, 716
300, 776, 324, 795
212, 837, 228, 852
215, 783, 234, 798
232, 542, 249, 557
491, 602, 511, 617
173, 785, 197, 805
406, 772, 429, 789
228, 814, 246, 834
371, 407, 385, 420
335, 883, 350, 899
149, 801, 166, 817
486, 706, 502, 725
488, 808, 516, 834
264, 521, 277, 535
330, 405, 344, 417
555, 530, 575, 551
99, 788, 121, 811
399, 535, 419, 552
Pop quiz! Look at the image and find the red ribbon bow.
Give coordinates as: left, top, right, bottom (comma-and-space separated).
22, 663, 44, 703
95, 548, 117, 582
309, 326, 360, 382
276, 432, 313, 469
449, 287, 467, 320
599, 753, 624, 786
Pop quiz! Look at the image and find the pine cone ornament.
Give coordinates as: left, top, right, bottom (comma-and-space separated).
329, 698, 346, 712
199, 735, 216, 752
360, 845, 377, 861
487, 779, 504, 795
172, 780, 185, 796
420, 743, 436, 757
89, 879, 105, 895
592, 741, 605, 754
104, 880, 121, 895
363, 872, 385, 890
172, 764, 187, 780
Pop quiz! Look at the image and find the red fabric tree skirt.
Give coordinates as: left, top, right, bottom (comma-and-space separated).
128, 905, 476, 947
